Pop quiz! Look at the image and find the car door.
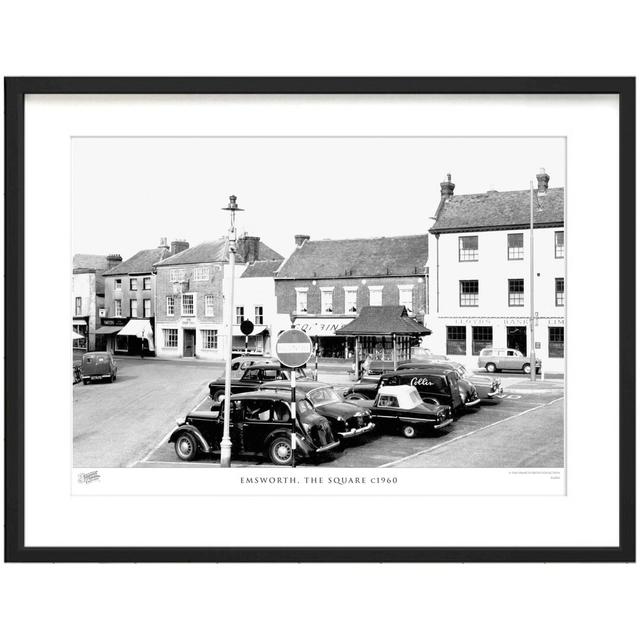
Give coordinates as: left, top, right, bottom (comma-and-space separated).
495, 349, 508, 370
373, 393, 400, 429
237, 367, 261, 391
503, 349, 518, 370
238, 398, 275, 453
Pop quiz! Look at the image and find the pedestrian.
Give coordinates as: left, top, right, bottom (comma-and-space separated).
141, 336, 145, 359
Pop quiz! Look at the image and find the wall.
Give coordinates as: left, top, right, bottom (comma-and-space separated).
72, 272, 98, 349
104, 273, 156, 320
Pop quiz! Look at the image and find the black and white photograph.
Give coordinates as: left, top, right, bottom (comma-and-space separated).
72, 136, 566, 474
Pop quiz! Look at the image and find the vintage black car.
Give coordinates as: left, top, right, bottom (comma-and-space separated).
343, 369, 473, 413
259, 380, 375, 443
208, 364, 309, 401
355, 385, 453, 438
396, 361, 503, 401
170, 390, 340, 465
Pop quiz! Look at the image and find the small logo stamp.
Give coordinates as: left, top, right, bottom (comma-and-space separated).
77, 470, 101, 484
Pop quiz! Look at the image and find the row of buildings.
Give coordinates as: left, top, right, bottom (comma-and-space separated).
73, 170, 565, 372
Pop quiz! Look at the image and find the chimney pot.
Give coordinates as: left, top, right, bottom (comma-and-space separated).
294, 234, 310, 247
106, 254, 122, 269
239, 235, 260, 263
170, 239, 189, 256
159, 237, 169, 249
440, 173, 455, 200
536, 168, 550, 194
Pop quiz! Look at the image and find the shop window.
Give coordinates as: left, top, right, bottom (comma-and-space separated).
130, 278, 138, 291
458, 235, 478, 261
446, 326, 467, 355
114, 279, 122, 291
549, 326, 564, 358
472, 326, 493, 355
508, 279, 524, 307
163, 328, 178, 348
321, 288, 334, 313
205, 295, 215, 317
555, 231, 564, 258
75, 297, 82, 316
235, 306, 245, 324
459, 280, 478, 307
254, 306, 264, 324
181, 293, 195, 316
344, 287, 358, 314
115, 335, 128, 351
114, 299, 122, 317
555, 278, 564, 306
398, 285, 413, 314
166, 296, 174, 316
296, 289, 308, 314
201, 329, 218, 350
130, 300, 138, 317
143, 277, 151, 290
143, 299, 151, 318
507, 233, 524, 260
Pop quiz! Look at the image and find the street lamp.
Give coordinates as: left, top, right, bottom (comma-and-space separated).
529, 173, 544, 382
220, 195, 243, 467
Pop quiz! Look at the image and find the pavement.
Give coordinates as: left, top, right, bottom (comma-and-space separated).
73, 356, 565, 469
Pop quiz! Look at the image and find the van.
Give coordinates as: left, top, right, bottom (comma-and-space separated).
378, 369, 465, 412
80, 351, 117, 384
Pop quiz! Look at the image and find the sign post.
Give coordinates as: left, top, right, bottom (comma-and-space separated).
240, 319, 254, 355
274, 329, 313, 468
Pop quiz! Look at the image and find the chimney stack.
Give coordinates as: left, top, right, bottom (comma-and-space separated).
239, 235, 260, 263
106, 254, 122, 269
536, 168, 550, 195
440, 173, 455, 201
294, 234, 310, 248
170, 239, 189, 255
158, 237, 169, 250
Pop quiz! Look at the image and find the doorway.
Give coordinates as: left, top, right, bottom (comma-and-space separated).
183, 329, 196, 357
506, 326, 527, 355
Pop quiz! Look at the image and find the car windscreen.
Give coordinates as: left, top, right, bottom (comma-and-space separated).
307, 387, 342, 406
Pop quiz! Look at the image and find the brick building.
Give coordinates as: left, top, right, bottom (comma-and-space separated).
154, 235, 282, 360
72, 253, 122, 350
101, 238, 189, 355
426, 171, 565, 373
274, 234, 429, 358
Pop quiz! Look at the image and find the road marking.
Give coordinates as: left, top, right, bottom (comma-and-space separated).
379, 395, 564, 468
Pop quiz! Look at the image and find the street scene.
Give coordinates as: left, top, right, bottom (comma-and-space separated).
72, 137, 565, 471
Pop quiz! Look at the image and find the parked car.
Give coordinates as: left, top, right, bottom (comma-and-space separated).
259, 380, 375, 443
208, 364, 309, 401
360, 359, 410, 377
228, 355, 279, 379
343, 369, 477, 413
79, 351, 117, 384
170, 391, 340, 465
410, 347, 450, 362
396, 361, 503, 401
477, 348, 541, 374
355, 385, 453, 438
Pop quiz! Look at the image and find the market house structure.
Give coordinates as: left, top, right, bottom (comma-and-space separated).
274, 234, 430, 358
426, 171, 565, 373
154, 235, 283, 360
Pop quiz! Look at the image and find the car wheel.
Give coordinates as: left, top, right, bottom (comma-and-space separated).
212, 390, 225, 402
486, 363, 497, 373
522, 364, 532, 374
175, 433, 198, 461
268, 436, 294, 465
402, 425, 417, 438
346, 393, 366, 401
109, 374, 114, 383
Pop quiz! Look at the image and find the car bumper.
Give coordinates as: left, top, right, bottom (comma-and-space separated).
313, 440, 341, 454
465, 398, 482, 407
82, 374, 112, 380
338, 422, 375, 439
434, 418, 453, 429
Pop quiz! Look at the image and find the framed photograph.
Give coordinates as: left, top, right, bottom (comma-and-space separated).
5, 77, 635, 562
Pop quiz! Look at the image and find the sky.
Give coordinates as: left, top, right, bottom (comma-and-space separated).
72, 137, 565, 261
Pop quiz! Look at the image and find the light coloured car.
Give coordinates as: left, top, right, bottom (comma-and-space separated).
477, 348, 541, 374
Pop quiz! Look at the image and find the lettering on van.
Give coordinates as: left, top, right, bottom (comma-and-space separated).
410, 377, 435, 387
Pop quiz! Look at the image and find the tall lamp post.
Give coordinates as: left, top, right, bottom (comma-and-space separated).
529, 174, 544, 382
220, 195, 243, 467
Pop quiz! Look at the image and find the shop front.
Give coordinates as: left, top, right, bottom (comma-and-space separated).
292, 316, 354, 358
232, 325, 270, 355
96, 317, 155, 356
72, 318, 89, 350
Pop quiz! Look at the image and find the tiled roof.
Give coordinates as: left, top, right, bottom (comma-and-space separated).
73, 254, 110, 270
276, 235, 429, 279
335, 306, 431, 336
103, 247, 171, 276
240, 259, 283, 278
430, 187, 564, 233
157, 239, 283, 267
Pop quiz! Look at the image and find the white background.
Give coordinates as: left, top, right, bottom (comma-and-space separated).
1, 2, 638, 640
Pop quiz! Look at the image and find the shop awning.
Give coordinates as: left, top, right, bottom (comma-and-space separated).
293, 317, 353, 337
335, 306, 431, 337
232, 325, 269, 337
72, 331, 84, 341
95, 325, 123, 335
118, 319, 152, 337
73, 319, 87, 326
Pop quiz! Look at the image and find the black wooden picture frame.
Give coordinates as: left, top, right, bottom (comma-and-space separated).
4, 77, 635, 562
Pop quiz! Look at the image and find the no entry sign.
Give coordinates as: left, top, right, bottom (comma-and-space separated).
275, 329, 313, 368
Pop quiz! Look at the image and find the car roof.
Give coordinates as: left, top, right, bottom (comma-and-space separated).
398, 361, 457, 370
377, 385, 419, 398
83, 351, 111, 356
383, 369, 448, 378
260, 380, 331, 392
229, 390, 299, 401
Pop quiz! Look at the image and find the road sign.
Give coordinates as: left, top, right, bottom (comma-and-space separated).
240, 319, 254, 336
275, 329, 313, 368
